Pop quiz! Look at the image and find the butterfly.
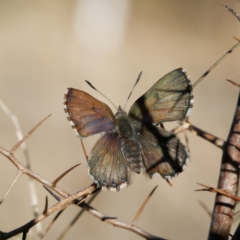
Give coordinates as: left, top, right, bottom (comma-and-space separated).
64, 68, 194, 191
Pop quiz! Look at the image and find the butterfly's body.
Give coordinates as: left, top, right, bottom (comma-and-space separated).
64, 68, 193, 191
114, 106, 142, 174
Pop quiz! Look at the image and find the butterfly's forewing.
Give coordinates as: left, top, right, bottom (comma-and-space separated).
129, 68, 193, 124
64, 88, 115, 137
136, 124, 189, 178
88, 132, 131, 191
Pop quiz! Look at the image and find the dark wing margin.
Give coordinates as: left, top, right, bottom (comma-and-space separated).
129, 68, 194, 124
136, 125, 189, 179
64, 88, 115, 137
88, 132, 131, 191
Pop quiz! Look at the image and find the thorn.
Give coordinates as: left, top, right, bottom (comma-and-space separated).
227, 79, 240, 88
233, 36, 240, 42
0, 170, 22, 204
52, 163, 81, 187
132, 185, 158, 226
43, 196, 48, 215
197, 200, 212, 218
43, 185, 62, 201
149, 185, 158, 197
41, 207, 67, 239
101, 216, 117, 221
10, 114, 51, 153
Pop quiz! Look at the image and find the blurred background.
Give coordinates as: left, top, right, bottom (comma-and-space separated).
0, 0, 240, 239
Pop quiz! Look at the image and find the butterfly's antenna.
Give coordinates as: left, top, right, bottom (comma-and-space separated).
193, 40, 240, 89
85, 80, 118, 110
123, 71, 142, 110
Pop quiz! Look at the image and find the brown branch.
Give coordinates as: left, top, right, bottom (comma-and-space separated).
45, 186, 164, 240
0, 146, 69, 198
223, 5, 240, 22
0, 131, 165, 239
196, 183, 240, 202
0, 184, 97, 240
79, 202, 165, 240
171, 122, 225, 149
40, 206, 67, 239
56, 191, 100, 240
208, 91, 240, 240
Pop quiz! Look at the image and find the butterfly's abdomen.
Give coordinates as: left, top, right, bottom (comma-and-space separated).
114, 109, 142, 174
120, 138, 142, 174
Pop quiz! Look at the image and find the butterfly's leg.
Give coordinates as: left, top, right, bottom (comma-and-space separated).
80, 139, 89, 161
165, 178, 172, 186
156, 123, 165, 129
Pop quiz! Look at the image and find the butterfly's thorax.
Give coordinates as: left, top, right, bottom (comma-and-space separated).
114, 107, 142, 174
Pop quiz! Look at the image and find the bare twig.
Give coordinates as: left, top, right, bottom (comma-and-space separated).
42, 184, 164, 240
132, 185, 158, 226
0, 145, 72, 201
223, 5, 240, 22
0, 101, 46, 237
0, 126, 165, 239
45, 186, 164, 240
189, 124, 225, 149
40, 206, 67, 239
56, 191, 100, 240
171, 122, 225, 149
0, 184, 97, 240
208, 92, 240, 240
79, 202, 165, 240
196, 183, 240, 202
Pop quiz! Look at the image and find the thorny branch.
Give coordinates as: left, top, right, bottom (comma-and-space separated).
0, 115, 165, 240
207, 6, 240, 240
207, 91, 240, 240
0, 100, 42, 237
0, 184, 96, 240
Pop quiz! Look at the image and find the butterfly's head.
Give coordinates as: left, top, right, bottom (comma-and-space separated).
115, 106, 127, 119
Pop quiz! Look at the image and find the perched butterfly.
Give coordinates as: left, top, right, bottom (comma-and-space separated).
64, 68, 194, 191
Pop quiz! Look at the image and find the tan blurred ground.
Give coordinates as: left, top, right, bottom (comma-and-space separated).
0, 0, 240, 239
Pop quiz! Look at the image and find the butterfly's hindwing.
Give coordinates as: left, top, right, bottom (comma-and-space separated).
135, 124, 189, 178
88, 132, 131, 191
